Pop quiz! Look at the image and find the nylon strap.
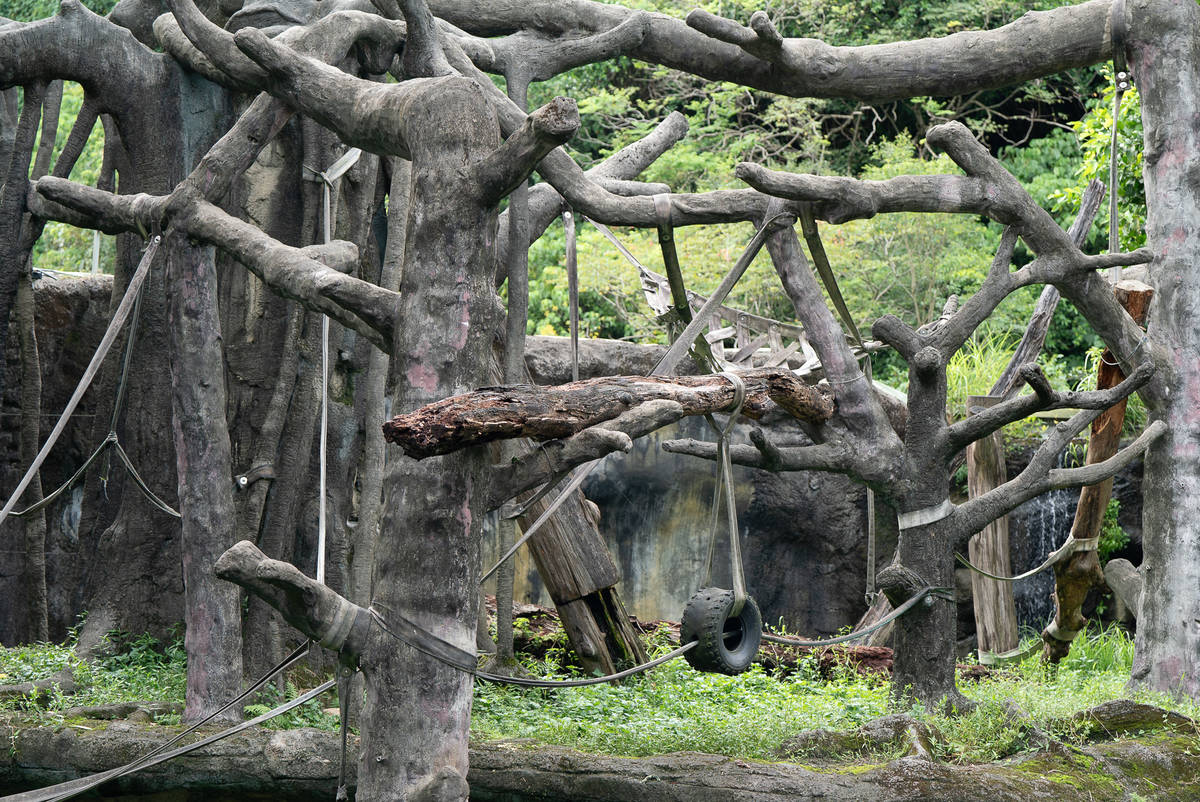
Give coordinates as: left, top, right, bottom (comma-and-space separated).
1046, 619, 1084, 642
369, 604, 696, 688
797, 204, 864, 348
1108, 0, 1130, 280
796, 204, 880, 608
978, 639, 1042, 667
702, 372, 747, 614
897, 499, 955, 530
563, 210, 580, 383
334, 664, 354, 802
313, 147, 361, 585
0, 236, 161, 531
956, 535, 1098, 583
761, 586, 955, 649
652, 194, 719, 372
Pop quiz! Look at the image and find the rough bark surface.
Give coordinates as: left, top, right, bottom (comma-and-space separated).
966, 399, 1018, 656
383, 370, 832, 459
7, 714, 1200, 802
1126, 0, 1200, 696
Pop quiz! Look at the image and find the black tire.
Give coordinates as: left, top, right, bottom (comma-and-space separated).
679, 587, 762, 675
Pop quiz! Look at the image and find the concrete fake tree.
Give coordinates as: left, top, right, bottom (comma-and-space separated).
5, 0, 1200, 799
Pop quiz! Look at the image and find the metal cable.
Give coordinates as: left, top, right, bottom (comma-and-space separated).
564, 209, 579, 383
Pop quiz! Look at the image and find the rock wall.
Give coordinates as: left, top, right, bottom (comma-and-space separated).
0, 273, 118, 645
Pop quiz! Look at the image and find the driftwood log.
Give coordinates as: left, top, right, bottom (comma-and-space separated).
382, 368, 833, 459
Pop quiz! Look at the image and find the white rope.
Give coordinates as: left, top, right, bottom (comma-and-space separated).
315, 148, 362, 584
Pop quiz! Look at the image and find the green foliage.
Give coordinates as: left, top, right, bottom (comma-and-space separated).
0, 0, 115, 21
0, 628, 186, 720
1051, 67, 1146, 251
473, 630, 891, 759
244, 681, 339, 732
7, 626, 1200, 767
1097, 498, 1130, 565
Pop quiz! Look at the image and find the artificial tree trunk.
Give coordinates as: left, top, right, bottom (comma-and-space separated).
1127, 0, 1200, 696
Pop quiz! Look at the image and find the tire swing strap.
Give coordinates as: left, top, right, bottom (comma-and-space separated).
703, 371, 748, 615
796, 205, 878, 605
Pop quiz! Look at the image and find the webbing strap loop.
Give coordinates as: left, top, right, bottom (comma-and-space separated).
0, 236, 161, 531
956, 534, 1097, 583
563, 210, 580, 383
701, 372, 748, 614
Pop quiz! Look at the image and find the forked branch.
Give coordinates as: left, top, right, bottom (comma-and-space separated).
945, 361, 1155, 455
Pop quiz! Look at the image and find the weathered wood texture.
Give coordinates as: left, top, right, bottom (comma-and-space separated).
966, 395, 1018, 655
1044, 280, 1152, 662
382, 369, 833, 459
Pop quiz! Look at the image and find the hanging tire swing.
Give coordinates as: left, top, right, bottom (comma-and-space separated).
681, 587, 762, 675
680, 371, 762, 675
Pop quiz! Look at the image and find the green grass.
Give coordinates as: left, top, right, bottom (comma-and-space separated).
4, 626, 1198, 765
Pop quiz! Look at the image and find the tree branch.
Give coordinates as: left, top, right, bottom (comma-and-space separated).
215, 540, 371, 657
496, 110, 688, 278
951, 412, 1164, 548
398, 0, 453, 77
945, 361, 1155, 455
382, 369, 834, 460
661, 437, 852, 475
484, 398, 686, 508
1048, 420, 1166, 489
177, 199, 398, 352
232, 27, 413, 158
427, 0, 1112, 102
478, 97, 579, 204
459, 11, 650, 82
33, 177, 399, 350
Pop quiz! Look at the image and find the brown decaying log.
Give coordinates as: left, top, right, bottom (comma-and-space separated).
382, 369, 834, 459
1043, 280, 1153, 662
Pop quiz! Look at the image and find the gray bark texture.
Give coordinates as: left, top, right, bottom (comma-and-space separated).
1128, 0, 1200, 697
6, 0, 1200, 797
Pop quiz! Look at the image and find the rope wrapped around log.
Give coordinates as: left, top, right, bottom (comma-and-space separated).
382, 368, 833, 459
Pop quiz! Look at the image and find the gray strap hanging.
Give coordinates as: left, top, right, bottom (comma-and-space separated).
1108, 0, 1131, 279
563, 209, 580, 383
703, 371, 748, 615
